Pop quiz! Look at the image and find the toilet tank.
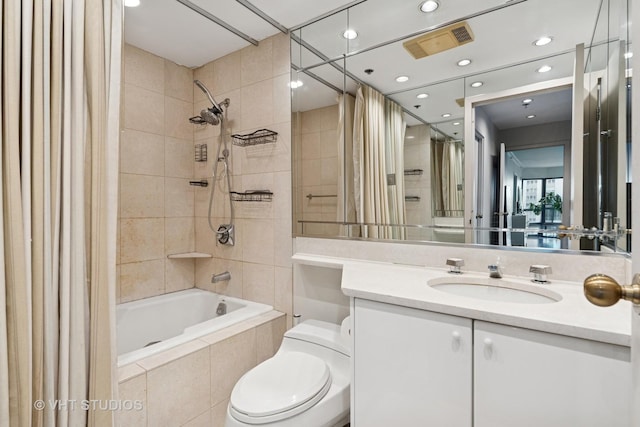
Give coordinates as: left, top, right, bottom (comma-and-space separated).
283, 320, 350, 356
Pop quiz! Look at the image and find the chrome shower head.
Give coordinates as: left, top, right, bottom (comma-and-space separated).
200, 108, 220, 126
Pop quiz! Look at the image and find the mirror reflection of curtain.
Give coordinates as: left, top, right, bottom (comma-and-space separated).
385, 98, 407, 239
431, 139, 464, 217
353, 85, 390, 238
337, 94, 356, 227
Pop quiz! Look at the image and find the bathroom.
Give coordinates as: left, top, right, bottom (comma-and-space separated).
1, 0, 639, 426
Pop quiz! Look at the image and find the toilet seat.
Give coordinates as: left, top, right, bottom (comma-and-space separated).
229, 351, 332, 425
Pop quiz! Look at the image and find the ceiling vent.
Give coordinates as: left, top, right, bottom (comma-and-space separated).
403, 21, 474, 59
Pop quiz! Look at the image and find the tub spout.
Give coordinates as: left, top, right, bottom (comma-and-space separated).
212, 271, 231, 283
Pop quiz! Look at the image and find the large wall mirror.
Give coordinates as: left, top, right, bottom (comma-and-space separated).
291, 0, 632, 254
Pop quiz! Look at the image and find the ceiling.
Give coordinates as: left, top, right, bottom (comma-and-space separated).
124, 0, 622, 133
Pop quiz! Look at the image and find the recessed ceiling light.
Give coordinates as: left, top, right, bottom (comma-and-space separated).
522, 98, 533, 104
419, 0, 440, 13
124, 0, 141, 6
533, 36, 553, 46
453, 122, 461, 126
537, 65, 552, 73
416, 93, 429, 99
442, 113, 451, 118
457, 59, 472, 67
289, 80, 304, 89
470, 81, 483, 88
343, 29, 358, 40
625, 52, 633, 59
406, 135, 416, 139
395, 75, 409, 83
527, 114, 536, 119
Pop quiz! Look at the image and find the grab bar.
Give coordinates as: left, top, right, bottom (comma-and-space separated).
306, 193, 337, 200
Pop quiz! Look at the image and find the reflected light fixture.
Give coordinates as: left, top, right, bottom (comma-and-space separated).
124, 0, 141, 6
289, 80, 304, 89
533, 36, 553, 46
453, 122, 461, 126
625, 52, 634, 59
343, 29, 358, 40
416, 93, 429, 99
419, 0, 440, 13
522, 98, 533, 104
442, 113, 451, 118
527, 114, 536, 119
396, 75, 409, 82
457, 59, 472, 66
470, 81, 483, 88
537, 65, 552, 73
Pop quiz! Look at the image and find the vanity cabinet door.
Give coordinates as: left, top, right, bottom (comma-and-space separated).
353, 298, 472, 426
474, 320, 631, 427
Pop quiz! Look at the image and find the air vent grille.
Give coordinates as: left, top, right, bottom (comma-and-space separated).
403, 21, 474, 59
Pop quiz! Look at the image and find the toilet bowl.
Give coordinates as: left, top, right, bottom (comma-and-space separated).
224, 319, 351, 427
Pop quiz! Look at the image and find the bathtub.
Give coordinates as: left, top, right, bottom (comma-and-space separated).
117, 289, 273, 366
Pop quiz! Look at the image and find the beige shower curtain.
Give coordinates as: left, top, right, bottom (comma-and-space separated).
337, 93, 356, 226
385, 98, 406, 239
1, 1, 122, 426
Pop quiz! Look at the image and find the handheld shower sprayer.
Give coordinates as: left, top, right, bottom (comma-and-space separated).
193, 80, 230, 126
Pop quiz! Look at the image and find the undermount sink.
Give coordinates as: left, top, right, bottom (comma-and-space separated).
428, 277, 562, 304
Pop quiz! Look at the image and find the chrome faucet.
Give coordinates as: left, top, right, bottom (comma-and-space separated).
212, 271, 231, 283
446, 258, 464, 274
488, 264, 503, 279
530, 265, 552, 284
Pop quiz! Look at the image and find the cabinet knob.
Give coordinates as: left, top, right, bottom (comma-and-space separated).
583, 273, 640, 306
483, 338, 493, 358
451, 331, 461, 351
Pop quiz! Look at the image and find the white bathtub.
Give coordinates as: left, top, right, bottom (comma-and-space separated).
117, 289, 273, 366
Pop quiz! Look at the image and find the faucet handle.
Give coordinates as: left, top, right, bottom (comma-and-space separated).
530, 265, 552, 283
446, 258, 464, 274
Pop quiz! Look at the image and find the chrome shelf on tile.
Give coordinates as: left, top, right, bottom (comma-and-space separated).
230, 190, 273, 202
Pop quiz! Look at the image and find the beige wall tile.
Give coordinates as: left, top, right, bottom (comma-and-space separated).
117, 372, 147, 427
241, 219, 274, 265
212, 258, 244, 298
272, 33, 290, 76
210, 329, 257, 406
242, 263, 275, 306
273, 218, 293, 268
165, 217, 195, 255
165, 178, 195, 218
182, 409, 211, 427
213, 51, 241, 95
165, 60, 193, 103
240, 80, 273, 130
241, 38, 273, 86
272, 73, 291, 125
120, 129, 165, 176
273, 172, 292, 220
274, 266, 293, 316
124, 44, 164, 94
166, 258, 195, 293
120, 174, 164, 218
165, 137, 195, 178
147, 348, 211, 427
120, 259, 165, 302
124, 84, 165, 135
256, 315, 286, 364
165, 96, 194, 140
211, 399, 229, 427
120, 219, 165, 263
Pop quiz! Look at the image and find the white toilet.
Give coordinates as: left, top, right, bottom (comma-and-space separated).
224, 319, 351, 427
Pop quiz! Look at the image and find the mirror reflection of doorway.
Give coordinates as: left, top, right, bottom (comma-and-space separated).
506, 146, 564, 249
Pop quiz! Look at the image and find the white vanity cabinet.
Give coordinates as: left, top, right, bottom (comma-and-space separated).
353, 298, 473, 426
474, 320, 631, 427
353, 299, 631, 426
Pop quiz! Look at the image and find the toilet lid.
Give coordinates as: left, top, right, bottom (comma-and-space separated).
230, 351, 331, 421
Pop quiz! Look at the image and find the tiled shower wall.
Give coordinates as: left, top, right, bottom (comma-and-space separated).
118, 44, 196, 303
118, 33, 293, 320
192, 33, 294, 324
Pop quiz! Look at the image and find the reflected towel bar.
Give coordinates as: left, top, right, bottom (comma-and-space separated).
306, 193, 337, 200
